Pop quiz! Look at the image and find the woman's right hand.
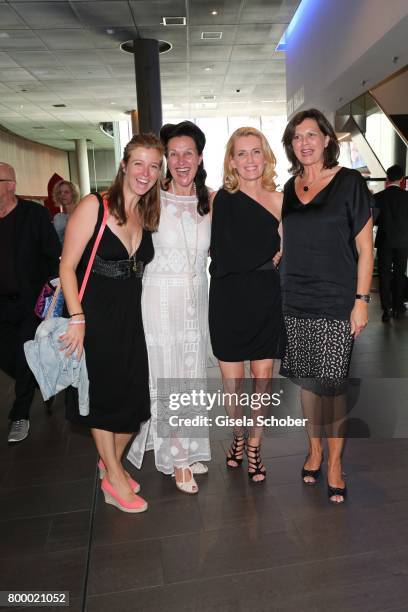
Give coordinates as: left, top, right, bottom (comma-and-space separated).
59, 319, 85, 359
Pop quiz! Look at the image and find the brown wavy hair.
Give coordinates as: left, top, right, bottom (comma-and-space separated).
223, 127, 277, 193
52, 180, 80, 208
106, 133, 164, 230
282, 108, 339, 176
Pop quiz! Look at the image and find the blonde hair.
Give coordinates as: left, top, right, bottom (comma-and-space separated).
223, 127, 277, 193
52, 180, 80, 207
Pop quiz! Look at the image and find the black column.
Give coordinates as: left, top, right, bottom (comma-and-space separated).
133, 39, 162, 136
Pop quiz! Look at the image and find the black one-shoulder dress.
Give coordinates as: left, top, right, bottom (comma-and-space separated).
209, 189, 286, 362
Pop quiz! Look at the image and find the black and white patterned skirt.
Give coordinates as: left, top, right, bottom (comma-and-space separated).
280, 316, 354, 395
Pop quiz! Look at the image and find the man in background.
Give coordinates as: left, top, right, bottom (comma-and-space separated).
0, 162, 60, 442
375, 164, 408, 322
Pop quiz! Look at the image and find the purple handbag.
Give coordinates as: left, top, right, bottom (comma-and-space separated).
34, 277, 64, 320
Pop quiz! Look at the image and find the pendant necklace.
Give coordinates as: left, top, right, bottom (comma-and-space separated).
301, 169, 325, 192
172, 180, 198, 309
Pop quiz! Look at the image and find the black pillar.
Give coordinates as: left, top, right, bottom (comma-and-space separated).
133, 39, 162, 136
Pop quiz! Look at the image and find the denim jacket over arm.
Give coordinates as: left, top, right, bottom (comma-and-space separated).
24, 317, 89, 416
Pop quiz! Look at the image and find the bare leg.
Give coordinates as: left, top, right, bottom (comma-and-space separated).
91, 428, 134, 502
114, 432, 133, 462
246, 359, 273, 482
300, 389, 324, 483
219, 360, 245, 467
323, 393, 347, 503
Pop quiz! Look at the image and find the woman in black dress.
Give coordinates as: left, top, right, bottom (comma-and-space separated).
209, 127, 286, 482
280, 109, 373, 504
60, 133, 164, 513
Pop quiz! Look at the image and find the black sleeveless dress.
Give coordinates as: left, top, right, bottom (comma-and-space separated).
209, 189, 286, 362
66, 199, 154, 433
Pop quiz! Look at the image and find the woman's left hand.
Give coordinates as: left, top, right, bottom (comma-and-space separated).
350, 301, 368, 337
273, 250, 282, 267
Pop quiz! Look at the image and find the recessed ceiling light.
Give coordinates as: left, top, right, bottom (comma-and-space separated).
162, 16, 186, 26
110, 101, 116, 105
106, 28, 115, 35
204, 66, 212, 71
211, 10, 218, 15
201, 31, 222, 40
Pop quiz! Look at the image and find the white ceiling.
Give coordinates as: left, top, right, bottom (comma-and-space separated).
0, 0, 301, 150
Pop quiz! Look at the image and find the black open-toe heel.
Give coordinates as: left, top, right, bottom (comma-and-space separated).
328, 484, 347, 504
246, 442, 266, 483
226, 433, 246, 469
301, 452, 324, 486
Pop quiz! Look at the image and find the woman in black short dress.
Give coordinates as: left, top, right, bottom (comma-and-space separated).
60, 133, 164, 513
280, 109, 373, 503
209, 127, 286, 482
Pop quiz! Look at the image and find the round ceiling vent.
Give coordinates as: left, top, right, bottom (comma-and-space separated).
120, 40, 172, 55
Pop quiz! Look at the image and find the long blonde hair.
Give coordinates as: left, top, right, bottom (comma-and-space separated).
223, 127, 277, 193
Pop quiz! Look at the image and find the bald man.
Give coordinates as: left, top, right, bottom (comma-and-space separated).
0, 163, 60, 442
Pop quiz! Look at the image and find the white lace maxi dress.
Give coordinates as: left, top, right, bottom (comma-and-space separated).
127, 189, 211, 474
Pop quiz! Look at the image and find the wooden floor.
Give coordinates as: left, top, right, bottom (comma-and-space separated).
1, 291, 408, 612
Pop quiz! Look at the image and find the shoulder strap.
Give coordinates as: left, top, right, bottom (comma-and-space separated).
78, 194, 109, 302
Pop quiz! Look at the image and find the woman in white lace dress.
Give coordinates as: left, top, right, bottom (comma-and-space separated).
128, 121, 211, 494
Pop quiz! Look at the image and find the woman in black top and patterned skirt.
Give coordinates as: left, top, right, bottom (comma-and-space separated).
280, 109, 373, 504
209, 127, 286, 482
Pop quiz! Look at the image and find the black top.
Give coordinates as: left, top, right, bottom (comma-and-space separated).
281, 167, 372, 320
1, 198, 60, 308
209, 188, 280, 277
374, 185, 408, 249
0, 205, 18, 295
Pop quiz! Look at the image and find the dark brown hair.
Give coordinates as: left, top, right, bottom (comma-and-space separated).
160, 121, 209, 216
107, 133, 164, 230
282, 108, 340, 176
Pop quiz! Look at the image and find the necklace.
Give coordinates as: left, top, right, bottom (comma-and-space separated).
171, 184, 199, 309
300, 169, 325, 192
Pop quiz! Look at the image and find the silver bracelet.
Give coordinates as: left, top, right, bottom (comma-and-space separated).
68, 320, 86, 325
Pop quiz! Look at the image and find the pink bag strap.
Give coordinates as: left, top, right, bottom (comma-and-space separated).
78, 195, 109, 302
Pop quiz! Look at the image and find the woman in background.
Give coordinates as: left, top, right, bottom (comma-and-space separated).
53, 180, 80, 244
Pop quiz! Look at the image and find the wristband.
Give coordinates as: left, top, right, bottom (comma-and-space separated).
355, 294, 371, 303
70, 312, 84, 317
68, 320, 86, 325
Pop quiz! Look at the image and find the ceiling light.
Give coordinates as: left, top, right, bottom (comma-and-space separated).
162, 16, 186, 26
201, 31, 222, 40
211, 10, 218, 15
106, 28, 115, 35
204, 66, 212, 72
110, 101, 116, 105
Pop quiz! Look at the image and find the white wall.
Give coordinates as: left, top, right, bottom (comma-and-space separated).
285, 0, 408, 115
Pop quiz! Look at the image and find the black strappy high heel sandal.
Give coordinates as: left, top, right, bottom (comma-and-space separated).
246, 442, 266, 483
226, 432, 246, 469
301, 453, 324, 486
